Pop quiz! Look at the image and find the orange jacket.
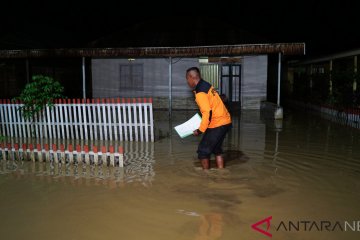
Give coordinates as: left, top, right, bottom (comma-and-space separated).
194, 79, 231, 132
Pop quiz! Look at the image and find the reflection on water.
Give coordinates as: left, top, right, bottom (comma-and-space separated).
0, 141, 155, 187
195, 213, 223, 240
1, 109, 360, 240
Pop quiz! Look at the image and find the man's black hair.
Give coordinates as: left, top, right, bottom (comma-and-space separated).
186, 67, 201, 75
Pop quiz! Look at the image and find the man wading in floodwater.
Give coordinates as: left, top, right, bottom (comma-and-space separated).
186, 67, 232, 170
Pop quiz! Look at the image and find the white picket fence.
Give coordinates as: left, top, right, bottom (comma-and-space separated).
0, 98, 154, 142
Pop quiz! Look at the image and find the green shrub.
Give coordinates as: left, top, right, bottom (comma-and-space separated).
16, 75, 64, 120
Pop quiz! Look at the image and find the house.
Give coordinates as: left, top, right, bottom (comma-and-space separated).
0, 44, 304, 111
286, 48, 360, 107
0, 19, 305, 110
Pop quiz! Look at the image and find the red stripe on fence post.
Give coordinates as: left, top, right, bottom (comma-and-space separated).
76, 144, 81, 164
60, 144, 65, 163
84, 145, 89, 164
118, 146, 124, 154
28, 144, 34, 161
118, 146, 124, 167
67, 144, 74, 163
6, 143, 12, 160
109, 146, 115, 166
52, 144, 58, 163
14, 143, 19, 160
93, 145, 98, 165
36, 143, 42, 162
101, 146, 107, 165
44, 144, 49, 162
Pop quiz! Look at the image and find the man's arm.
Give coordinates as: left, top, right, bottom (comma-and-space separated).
195, 93, 211, 133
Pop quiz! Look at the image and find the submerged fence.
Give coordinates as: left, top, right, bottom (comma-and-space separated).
0, 142, 124, 167
0, 140, 155, 186
287, 100, 360, 129
0, 98, 154, 142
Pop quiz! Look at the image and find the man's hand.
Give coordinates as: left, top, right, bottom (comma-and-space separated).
193, 129, 202, 136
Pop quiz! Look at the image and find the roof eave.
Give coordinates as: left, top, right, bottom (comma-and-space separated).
0, 43, 305, 58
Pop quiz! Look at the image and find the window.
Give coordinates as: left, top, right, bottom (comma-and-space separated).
119, 64, 143, 90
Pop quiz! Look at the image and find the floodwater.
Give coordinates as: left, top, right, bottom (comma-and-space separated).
1, 109, 360, 240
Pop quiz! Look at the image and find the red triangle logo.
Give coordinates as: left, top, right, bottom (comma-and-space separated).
251, 216, 272, 237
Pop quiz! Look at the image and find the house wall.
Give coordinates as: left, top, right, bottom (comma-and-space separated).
241, 55, 268, 109
92, 58, 199, 109
92, 55, 268, 109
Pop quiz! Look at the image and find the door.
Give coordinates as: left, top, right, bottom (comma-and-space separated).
220, 65, 241, 104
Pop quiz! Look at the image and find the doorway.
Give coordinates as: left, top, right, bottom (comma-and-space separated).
220, 64, 241, 106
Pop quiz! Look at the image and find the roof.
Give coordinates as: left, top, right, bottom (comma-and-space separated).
291, 47, 360, 65
0, 43, 305, 58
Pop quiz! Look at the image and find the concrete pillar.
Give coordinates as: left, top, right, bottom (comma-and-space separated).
275, 52, 283, 120
169, 57, 172, 118
82, 57, 86, 99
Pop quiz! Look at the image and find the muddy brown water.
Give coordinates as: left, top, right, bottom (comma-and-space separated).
1, 110, 360, 240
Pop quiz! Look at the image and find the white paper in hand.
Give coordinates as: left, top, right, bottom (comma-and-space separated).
174, 113, 202, 138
